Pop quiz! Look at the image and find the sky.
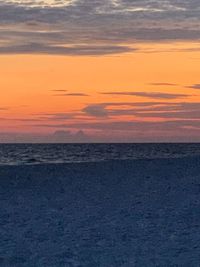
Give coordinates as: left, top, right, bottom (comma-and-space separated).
0, 0, 200, 142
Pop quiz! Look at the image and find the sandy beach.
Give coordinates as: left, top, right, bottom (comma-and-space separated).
1, 157, 200, 266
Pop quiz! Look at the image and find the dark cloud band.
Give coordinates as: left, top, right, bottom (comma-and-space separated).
0, 0, 199, 55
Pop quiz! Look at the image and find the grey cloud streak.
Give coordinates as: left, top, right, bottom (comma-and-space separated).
4, 101, 200, 123
54, 93, 90, 96
82, 101, 200, 119
187, 84, 200, 89
150, 83, 178, 86
0, 43, 134, 55
100, 92, 190, 99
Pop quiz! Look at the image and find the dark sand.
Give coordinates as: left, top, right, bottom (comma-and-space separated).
1, 157, 200, 266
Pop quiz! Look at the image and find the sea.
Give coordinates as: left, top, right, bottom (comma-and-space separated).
1, 143, 200, 266
0, 143, 200, 165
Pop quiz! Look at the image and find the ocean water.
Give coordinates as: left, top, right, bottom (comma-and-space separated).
0, 143, 200, 165
1, 145, 200, 266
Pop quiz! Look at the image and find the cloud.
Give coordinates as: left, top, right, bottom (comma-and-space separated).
52, 89, 68, 92
2, 0, 74, 8
136, 110, 200, 119
82, 101, 200, 119
52, 130, 88, 142
0, 43, 134, 55
82, 102, 146, 117
36, 112, 77, 121
32, 120, 200, 136
0, 129, 89, 143
0, 0, 200, 55
150, 83, 178, 86
3, 101, 200, 123
3, 100, 200, 141
83, 104, 108, 117
187, 84, 200, 89
54, 93, 90, 96
100, 91, 190, 99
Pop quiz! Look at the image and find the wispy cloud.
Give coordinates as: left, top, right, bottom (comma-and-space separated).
54, 93, 90, 97
3, 101, 200, 124
150, 83, 178, 86
100, 91, 190, 99
0, 107, 10, 112
82, 101, 200, 120
52, 90, 68, 92
0, 43, 134, 56
187, 84, 200, 89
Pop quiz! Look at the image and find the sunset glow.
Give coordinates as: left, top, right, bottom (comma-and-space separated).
0, 0, 200, 142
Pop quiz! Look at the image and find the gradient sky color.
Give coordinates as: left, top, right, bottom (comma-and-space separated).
0, 0, 200, 142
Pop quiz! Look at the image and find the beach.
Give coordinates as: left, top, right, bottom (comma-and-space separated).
1, 157, 200, 266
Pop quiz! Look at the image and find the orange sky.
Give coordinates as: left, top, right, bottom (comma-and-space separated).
0, 41, 200, 141
0, 0, 200, 142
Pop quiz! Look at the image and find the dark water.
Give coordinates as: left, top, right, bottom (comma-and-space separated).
0, 143, 200, 165
1, 147, 200, 266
